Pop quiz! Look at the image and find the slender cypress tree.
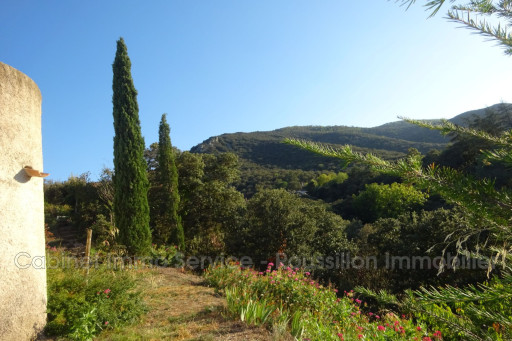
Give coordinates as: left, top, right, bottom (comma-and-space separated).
112, 37, 151, 255
156, 114, 185, 250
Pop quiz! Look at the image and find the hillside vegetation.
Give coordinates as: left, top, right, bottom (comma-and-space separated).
191, 104, 509, 196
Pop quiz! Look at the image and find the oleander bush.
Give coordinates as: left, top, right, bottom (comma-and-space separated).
206, 263, 443, 340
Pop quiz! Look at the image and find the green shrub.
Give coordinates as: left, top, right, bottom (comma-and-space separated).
90, 214, 118, 249
352, 182, 427, 223
149, 244, 181, 266
45, 249, 146, 339
45, 202, 73, 228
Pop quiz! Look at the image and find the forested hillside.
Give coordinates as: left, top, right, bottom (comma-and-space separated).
191, 104, 510, 195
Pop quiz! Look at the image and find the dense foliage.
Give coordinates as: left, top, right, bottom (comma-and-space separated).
177, 152, 246, 258
226, 188, 353, 268
352, 182, 427, 223
112, 38, 151, 255
44, 172, 117, 246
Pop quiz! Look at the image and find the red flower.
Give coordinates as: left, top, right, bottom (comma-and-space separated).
432, 331, 442, 339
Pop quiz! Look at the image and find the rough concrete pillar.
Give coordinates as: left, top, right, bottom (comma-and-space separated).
0, 62, 47, 340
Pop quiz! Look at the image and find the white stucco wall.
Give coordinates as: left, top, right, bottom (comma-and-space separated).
0, 62, 47, 340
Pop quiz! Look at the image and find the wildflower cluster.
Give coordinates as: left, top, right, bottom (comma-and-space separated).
205, 263, 442, 340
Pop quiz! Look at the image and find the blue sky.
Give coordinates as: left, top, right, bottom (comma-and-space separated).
2, 1, 512, 181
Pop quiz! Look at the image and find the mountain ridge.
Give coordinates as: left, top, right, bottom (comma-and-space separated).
189, 104, 510, 194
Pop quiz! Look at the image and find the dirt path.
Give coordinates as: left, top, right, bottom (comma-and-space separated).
44, 228, 274, 340
96, 267, 273, 341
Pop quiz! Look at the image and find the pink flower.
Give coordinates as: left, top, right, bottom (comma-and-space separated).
417, 326, 422, 331
378, 325, 385, 331
104, 321, 109, 325
358, 335, 363, 339
104, 289, 111, 294
305, 272, 310, 276
268, 262, 274, 267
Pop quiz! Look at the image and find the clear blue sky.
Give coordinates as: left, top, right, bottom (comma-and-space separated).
2, 1, 512, 181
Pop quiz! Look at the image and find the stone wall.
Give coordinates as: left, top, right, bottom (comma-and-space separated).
0, 62, 47, 340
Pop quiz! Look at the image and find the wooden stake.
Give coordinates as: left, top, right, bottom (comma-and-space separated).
85, 228, 92, 276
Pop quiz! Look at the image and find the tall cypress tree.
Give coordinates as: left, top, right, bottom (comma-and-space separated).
112, 37, 151, 255
156, 114, 185, 250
